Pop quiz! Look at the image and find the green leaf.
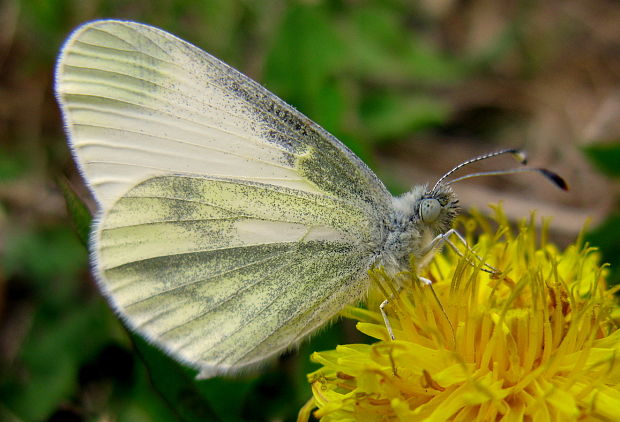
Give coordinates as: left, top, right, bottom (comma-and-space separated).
361, 92, 450, 141
585, 213, 620, 287
2, 224, 87, 286
264, 4, 345, 115
130, 334, 223, 422
0, 301, 110, 421
582, 142, 620, 178
56, 175, 92, 247
197, 377, 257, 422
0, 147, 28, 181
346, 6, 466, 84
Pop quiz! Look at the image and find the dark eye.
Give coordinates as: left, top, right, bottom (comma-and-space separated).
419, 198, 441, 223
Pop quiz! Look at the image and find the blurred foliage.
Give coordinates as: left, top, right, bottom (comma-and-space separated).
1, 0, 620, 421
584, 141, 620, 287
583, 142, 620, 179
55, 176, 90, 247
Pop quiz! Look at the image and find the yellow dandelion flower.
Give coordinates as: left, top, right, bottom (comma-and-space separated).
300, 206, 620, 422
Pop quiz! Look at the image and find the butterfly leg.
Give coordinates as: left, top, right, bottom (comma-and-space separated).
380, 277, 432, 341
424, 229, 499, 274
380, 298, 395, 340
446, 229, 500, 274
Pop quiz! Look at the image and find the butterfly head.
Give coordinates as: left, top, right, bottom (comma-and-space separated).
389, 183, 459, 237
417, 184, 460, 235
382, 184, 459, 270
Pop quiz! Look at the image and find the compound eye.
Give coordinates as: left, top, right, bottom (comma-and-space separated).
419, 198, 441, 223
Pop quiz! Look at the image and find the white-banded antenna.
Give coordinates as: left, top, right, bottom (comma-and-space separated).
447, 167, 568, 190
432, 148, 527, 193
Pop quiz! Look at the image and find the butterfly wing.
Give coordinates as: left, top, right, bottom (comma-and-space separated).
56, 20, 392, 377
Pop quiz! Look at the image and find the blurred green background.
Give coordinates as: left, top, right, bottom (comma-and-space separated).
2, 0, 620, 421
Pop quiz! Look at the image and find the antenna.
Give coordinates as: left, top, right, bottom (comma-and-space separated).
432, 148, 567, 192
431, 149, 527, 193
447, 167, 568, 190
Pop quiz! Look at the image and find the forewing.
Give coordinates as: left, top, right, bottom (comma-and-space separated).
55, 19, 391, 212
96, 176, 376, 376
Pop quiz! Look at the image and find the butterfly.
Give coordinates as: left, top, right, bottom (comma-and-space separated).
55, 20, 566, 378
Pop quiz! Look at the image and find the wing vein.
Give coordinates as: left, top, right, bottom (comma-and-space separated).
71, 122, 295, 171
118, 184, 343, 209
62, 69, 302, 149
63, 91, 294, 155
84, 159, 304, 183
101, 241, 307, 271
126, 249, 291, 311
158, 249, 299, 338
223, 266, 360, 366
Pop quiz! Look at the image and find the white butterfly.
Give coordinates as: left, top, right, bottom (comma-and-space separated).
55, 20, 565, 378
